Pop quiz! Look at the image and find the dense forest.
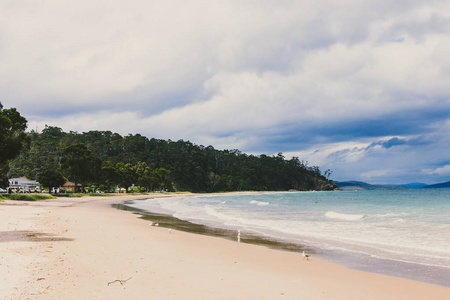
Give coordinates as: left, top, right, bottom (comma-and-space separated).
8, 126, 337, 193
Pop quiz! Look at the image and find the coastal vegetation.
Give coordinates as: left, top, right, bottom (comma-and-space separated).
8, 125, 336, 193
0, 102, 30, 187
0, 193, 55, 201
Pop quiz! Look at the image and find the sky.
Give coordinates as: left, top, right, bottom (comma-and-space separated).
1, 0, 450, 185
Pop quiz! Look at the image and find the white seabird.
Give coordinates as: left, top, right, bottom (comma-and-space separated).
302, 251, 310, 260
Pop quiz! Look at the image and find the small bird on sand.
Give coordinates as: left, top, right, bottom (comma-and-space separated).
302, 251, 310, 260
168, 228, 172, 234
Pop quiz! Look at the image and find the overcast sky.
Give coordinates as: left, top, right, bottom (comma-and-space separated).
2, 0, 450, 184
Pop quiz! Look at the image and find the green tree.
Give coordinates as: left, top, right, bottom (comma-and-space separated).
61, 144, 96, 192
116, 162, 137, 192
135, 161, 153, 192
152, 168, 172, 191
99, 160, 121, 192
37, 169, 66, 193
207, 171, 221, 191
0, 102, 30, 187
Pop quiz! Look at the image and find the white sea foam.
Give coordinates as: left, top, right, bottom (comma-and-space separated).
391, 218, 407, 224
250, 200, 270, 206
325, 211, 365, 221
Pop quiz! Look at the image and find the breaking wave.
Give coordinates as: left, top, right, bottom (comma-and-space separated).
250, 200, 270, 206
325, 211, 365, 221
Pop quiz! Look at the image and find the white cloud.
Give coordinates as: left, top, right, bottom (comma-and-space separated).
2, 0, 450, 184
27, 111, 142, 135
422, 165, 450, 176
360, 169, 407, 180
284, 141, 372, 166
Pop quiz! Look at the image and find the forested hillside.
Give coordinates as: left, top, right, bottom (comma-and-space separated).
424, 181, 450, 188
9, 126, 337, 192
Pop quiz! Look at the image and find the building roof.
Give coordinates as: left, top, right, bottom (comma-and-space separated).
9, 177, 37, 183
9, 177, 40, 186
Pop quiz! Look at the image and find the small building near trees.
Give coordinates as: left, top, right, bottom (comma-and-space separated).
63, 181, 82, 193
8, 177, 41, 193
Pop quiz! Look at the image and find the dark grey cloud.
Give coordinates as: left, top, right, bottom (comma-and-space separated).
370, 136, 434, 149
253, 102, 448, 155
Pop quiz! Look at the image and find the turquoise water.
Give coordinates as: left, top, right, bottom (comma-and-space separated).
127, 189, 450, 285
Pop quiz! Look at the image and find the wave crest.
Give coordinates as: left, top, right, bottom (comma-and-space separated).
250, 200, 270, 206
325, 211, 365, 221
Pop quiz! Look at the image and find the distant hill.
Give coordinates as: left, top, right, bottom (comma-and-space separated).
390, 183, 428, 189
423, 181, 450, 188
335, 181, 407, 190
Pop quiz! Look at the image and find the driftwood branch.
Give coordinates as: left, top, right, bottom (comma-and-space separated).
108, 277, 132, 286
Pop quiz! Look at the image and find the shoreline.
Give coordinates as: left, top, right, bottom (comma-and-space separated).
1, 194, 449, 299
114, 201, 316, 253
116, 198, 450, 288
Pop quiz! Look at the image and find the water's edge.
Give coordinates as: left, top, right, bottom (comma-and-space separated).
113, 202, 314, 253
113, 201, 450, 288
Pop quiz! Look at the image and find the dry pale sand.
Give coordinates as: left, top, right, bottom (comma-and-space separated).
1, 195, 449, 300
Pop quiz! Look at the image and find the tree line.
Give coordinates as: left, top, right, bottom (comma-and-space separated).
7, 125, 337, 193
0, 102, 30, 187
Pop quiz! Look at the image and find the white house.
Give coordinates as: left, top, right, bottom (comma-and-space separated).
8, 177, 41, 193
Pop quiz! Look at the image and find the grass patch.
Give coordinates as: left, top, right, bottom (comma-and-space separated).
85, 193, 119, 197
64, 192, 126, 197
5, 193, 56, 201
67, 193, 84, 197
66, 193, 119, 197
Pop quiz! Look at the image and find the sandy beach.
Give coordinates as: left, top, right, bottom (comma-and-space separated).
1, 195, 449, 300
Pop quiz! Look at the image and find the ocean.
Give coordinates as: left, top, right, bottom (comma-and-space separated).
123, 189, 450, 287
